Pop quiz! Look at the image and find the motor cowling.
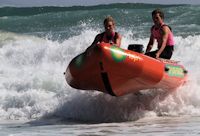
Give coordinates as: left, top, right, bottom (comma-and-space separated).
128, 44, 144, 53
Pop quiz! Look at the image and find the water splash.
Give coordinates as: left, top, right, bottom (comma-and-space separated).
0, 29, 200, 122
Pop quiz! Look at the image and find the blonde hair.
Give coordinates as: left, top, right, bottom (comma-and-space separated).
103, 16, 115, 26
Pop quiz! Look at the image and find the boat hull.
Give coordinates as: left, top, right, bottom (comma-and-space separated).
65, 43, 187, 96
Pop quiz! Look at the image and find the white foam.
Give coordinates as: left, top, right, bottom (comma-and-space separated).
1, 30, 200, 121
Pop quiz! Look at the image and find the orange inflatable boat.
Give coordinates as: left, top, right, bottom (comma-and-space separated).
65, 43, 188, 96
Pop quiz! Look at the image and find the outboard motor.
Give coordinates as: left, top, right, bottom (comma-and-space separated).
128, 44, 144, 53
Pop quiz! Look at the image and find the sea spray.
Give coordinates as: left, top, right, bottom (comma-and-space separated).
0, 3, 200, 122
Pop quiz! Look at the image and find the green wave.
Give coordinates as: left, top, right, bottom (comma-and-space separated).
0, 3, 185, 17
0, 3, 199, 40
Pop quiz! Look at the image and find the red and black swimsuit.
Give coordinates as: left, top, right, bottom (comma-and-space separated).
99, 32, 119, 44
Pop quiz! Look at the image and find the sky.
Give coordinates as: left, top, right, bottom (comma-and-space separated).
1, 0, 200, 7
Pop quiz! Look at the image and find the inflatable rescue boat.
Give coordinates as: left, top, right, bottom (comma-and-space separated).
65, 43, 187, 96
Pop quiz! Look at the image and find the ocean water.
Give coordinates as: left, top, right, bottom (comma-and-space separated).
0, 3, 200, 135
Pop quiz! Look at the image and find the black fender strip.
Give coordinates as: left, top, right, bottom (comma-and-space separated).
101, 72, 116, 96
99, 62, 116, 96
